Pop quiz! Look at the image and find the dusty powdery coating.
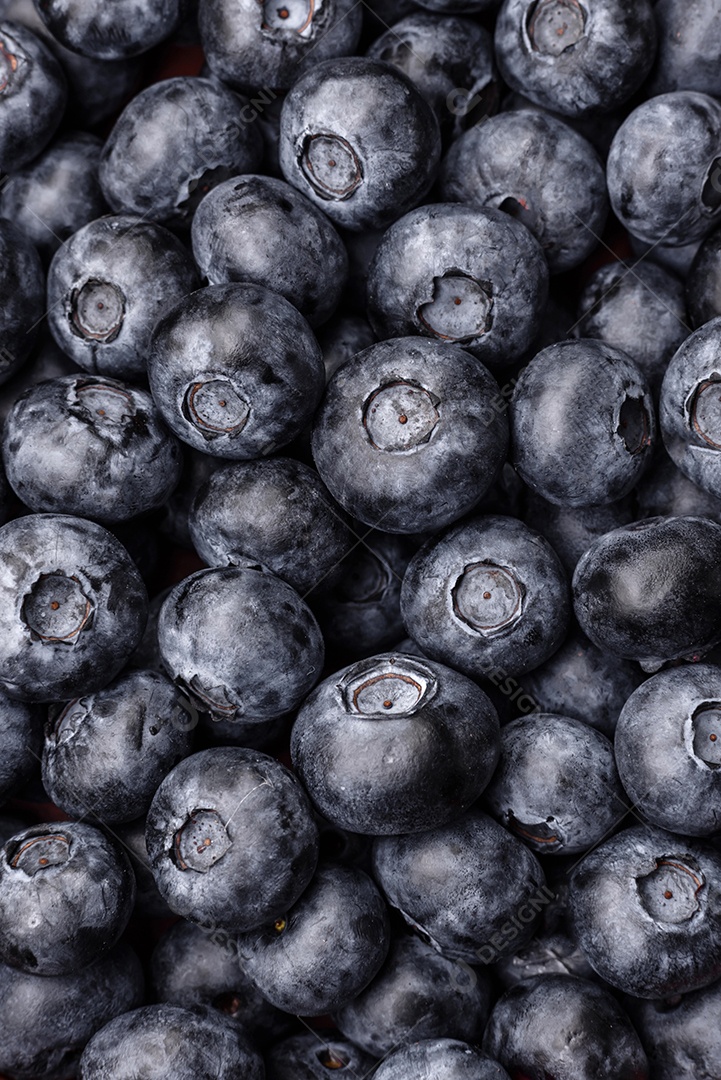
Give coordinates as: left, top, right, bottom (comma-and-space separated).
0, 20, 66, 170
47, 215, 200, 382
570, 826, 721, 998
483, 974, 649, 1080
648, 0, 721, 98
401, 515, 570, 679
311, 337, 509, 534
0, 218, 44, 385
368, 204, 548, 366
266, 1032, 377, 1080
34, 0, 184, 58
626, 975, 721, 1080
374, 1039, 510, 1080
279, 57, 441, 231
99, 77, 263, 228
687, 224, 721, 327
615, 664, 721, 837
441, 110, 607, 274
145, 747, 319, 931
158, 564, 324, 721
291, 652, 500, 835
2, 375, 183, 522
0, 514, 147, 703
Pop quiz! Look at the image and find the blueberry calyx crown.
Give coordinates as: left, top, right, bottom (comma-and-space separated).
316, 1047, 350, 1070
340, 655, 437, 717
616, 393, 652, 455
173, 809, 232, 873
452, 561, 525, 636
8, 833, 70, 876
691, 703, 721, 768
417, 272, 494, 343
507, 810, 562, 849
262, 0, 317, 36
636, 857, 705, 924
689, 377, 721, 450
526, 0, 588, 57
21, 571, 95, 646
73, 379, 136, 426
182, 378, 250, 439
0, 39, 19, 94
70, 280, 126, 343
362, 380, 440, 453
300, 133, 363, 201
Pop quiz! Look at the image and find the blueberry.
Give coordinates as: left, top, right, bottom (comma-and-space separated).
615, 664, 721, 836
0, 821, 135, 975
687, 224, 721, 327
626, 976, 721, 1080
192, 175, 348, 327
495, 926, 596, 988
151, 919, 292, 1045
501, 87, 625, 159
0, 514, 147, 702
401, 515, 570, 679
523, 490, 636, 576
236, 862, 390, 1014
158, 564, 324, 720
99, 77, 263, 228
267, 1033, 377, 1080
522, 627, 641, 738
148, 283, 325, 459
0, 20, 66, 170
47, 214, 200, 383
311, 337, 509, 534
333, 933, 492, 1057
372, 808, 547, 962
279, 57, 441, 231
34, 0, 184, 57
367, 14, 499, 135
367, 204, 548, 366
78, 1004, 264, 1080
570, 825, 721, 997
0, 692, 42, 804
0, 331, 80, 425
145, 746, 319, 931
441, 110, 607, 274
572, 516, 721, 670
0, 218, 45, 385
483, 973, 649, 1079
112, 816, 172, 919
648, 0, 721, 97
607, 91, 721, 246
41, 668, 195, 824
291, 652, 500, 834
511, 339, 655, 507
199, 0, 362, 92
317, 313, 375, 382
636, 450, 721, 523
0, 943, 143, 1080
484, 713, 624, 855
2, 375, 183, 522
0, 132, 106, 262
189, 457, 353, 596
574, 260, 690, 394
494, 0, 656, 118
373, 1039, 510, 1080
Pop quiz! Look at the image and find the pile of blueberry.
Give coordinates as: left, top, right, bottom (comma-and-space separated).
2, 0, 721, 1077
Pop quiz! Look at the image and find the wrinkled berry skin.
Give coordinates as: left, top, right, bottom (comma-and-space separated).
237, 863, 390, 1014
200, 0, 362, 92
3, 375, 183, 522
0, 943, 143, 1080
570, 826, 721, 998
368, 204, 548, 366
189, 457, 353, 596
42, 669, 195, 825
291, 653, 500, 835
99, 77, 263, 229
627, 976, 721, 1080
146, 747, 319, 931
0, 132, 106, 262
367, 14, 499, 135
575, 260, 689, 393
660, 318, 721, 499
47, 215, 200, 382
374, 1040, 510, 1080
402, 515, 570, 679
0, 514, 147, 703
523, 491, 635, 576
279, 57, 441, 232
0, 693, 42, 804
267, 1033, 377, 1080
648, 0, 721, 98
483, 974, 649, 1080
159, 565, 324, 720
522, 628, 641, 738
0, 20, 66, 170
0, 821, 135, 976
441, 111, 606, 274
192, 175, 347, 327
311, 337, 509, 534
607, 92, 721, 247
373, 809, 546, 963
34, 0, 184, 58
687, 223, 721, 327
572, 516, 721, 670
511, 340, 655, 507
149, 283, 325, 459
78, 1005, 264, 1080
151, 919, 292, 1045
615, 665, 721, 836
0, 218, 45, 384
494, 0, 656, 118
334, 933, 492, 1057
484, 714, 624, 855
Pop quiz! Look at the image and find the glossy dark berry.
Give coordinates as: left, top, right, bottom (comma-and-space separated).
0, 20, 66, 170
